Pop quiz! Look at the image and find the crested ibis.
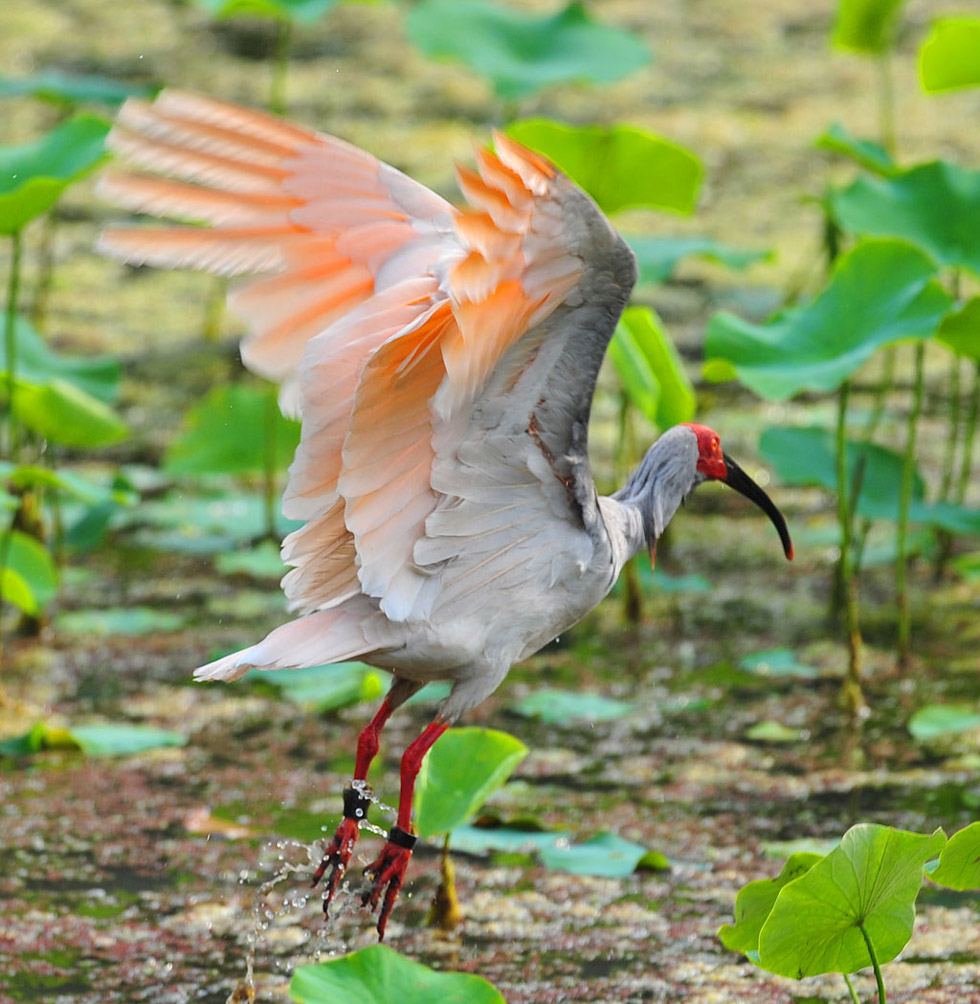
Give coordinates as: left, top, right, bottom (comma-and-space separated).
97, 90, 793, 938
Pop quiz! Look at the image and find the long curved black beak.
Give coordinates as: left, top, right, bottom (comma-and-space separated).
721, 453, 793, 560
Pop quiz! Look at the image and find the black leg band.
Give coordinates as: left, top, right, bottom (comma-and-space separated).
388, 826, 417, 850
342, 785, 372, 821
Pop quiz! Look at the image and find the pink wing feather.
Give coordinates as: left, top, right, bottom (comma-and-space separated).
98, 92, 583, 623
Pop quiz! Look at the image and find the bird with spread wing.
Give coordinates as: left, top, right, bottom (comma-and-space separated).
97, 91, 792, 938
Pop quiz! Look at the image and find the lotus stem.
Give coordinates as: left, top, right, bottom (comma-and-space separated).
201, 277, 226, 342
270, 18, 292, 117
859, 922, 887, 1004
876, 52, 896, 157
5, 229, 22, 462
0, 508, 16, 675
263, 384, 279, 540
955, 362, 979, 506
939, 353, 961, 501
932, 353, 962, 579
842, 973, 861, 1004
427, 833, 462, 931
836, 381, 864, 720
866, 346, 896, 444
896, 342, 925, 669
30, 208, 58, 332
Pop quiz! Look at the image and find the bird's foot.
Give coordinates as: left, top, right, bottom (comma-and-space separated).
311, 785, 371, 916
361, 826, 416, 940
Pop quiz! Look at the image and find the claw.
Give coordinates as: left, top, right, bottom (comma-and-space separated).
362, 837, 414, 939
311, 816, 360, 917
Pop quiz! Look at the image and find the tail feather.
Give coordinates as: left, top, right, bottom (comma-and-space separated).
194, 604, 376, 682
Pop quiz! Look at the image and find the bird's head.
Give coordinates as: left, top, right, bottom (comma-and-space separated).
615, 422, 793, 564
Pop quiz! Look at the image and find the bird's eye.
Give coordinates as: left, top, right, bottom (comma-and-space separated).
711, 438, 719, 451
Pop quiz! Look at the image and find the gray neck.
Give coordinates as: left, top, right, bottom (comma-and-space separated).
611, 425, 704, 553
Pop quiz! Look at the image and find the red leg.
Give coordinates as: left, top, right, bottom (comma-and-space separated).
363, 718, 450, 939
312, 696, 396, 914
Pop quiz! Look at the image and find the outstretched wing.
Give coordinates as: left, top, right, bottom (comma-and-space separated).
284, 133, 635, 623
97, 89, 457, 413
98, 93, 635, 629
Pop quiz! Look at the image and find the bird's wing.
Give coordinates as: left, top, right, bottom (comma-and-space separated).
96, 89, 458, 413
285, 133, 635, 622
98, 93, 635, 625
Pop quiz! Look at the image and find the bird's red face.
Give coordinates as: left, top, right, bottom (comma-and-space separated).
684, 423, 727, 480
681, 421, 794, 559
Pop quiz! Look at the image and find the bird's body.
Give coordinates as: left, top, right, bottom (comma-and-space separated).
98, 90, 791, 937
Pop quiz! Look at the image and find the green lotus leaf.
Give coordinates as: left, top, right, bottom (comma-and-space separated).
705, 240, 951, 399
719, 852, 823, 954
539, 831, 653, 878
832, 162, 980, 277
929, 821, 980, 891
0, 114, 109, 233
757, 824, 945, 978
0, 70, 154, 107
908, 704, 980, 741
610, 306, 695, 429
164, 383, 301, 476
414, 727, 527, 838
816, 122, 895, 174
407, 1, 649, 100
919, 18, 980, 93
833, 0, 908, 54
628, 235, 770, 284
507, 118, 702, 216
290, 944, 506, 1004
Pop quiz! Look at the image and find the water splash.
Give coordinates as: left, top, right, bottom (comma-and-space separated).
224, 785, 399, 1002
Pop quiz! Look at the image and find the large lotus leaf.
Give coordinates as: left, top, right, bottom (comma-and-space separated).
758, 824, 946, 978
929, 821, 980, 891
705, 240, 951, 399
610, 306, 695, 430
0, 114, 109, 233
937, 297, 980, 361
764, 427, 980, 533
719, 852, 823, 954
1, 314, 120, 403
628, 235, 770, 284
164, 383, 301, 476
831, 162, 980, 277
919, 18, 980, 93
815, 122, 895, 175
759, 426, 923, 521
0, 70, 154, 107
507, 119, 702, 216
291, 944, 506, 1004
833, 0, 908, 54
407, 1, 649, 101
414, 727, 527, 838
